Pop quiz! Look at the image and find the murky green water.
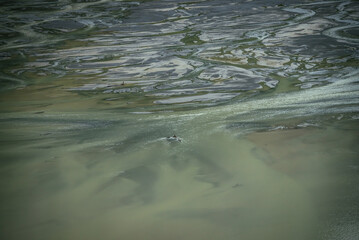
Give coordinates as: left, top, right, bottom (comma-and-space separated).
0, 0, 358, 239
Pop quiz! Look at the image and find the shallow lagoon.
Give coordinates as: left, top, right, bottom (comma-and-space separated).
0, 112, 358, 240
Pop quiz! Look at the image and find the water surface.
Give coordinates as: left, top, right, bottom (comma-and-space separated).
0, 0, 358, 239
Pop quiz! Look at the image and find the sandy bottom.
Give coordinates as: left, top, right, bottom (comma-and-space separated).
0, 120, 358, 240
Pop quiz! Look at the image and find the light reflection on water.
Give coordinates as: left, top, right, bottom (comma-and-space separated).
0, 0, 359, 239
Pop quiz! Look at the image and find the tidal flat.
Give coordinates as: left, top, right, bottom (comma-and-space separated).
0, 0, 359, 239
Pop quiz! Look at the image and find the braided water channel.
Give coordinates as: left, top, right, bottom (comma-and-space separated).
0, 0, 358, 239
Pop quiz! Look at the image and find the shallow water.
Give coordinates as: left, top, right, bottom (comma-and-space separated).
0, 0, 359, 239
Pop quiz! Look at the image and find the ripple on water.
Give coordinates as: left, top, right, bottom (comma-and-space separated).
198, 65, 276, 90
0, 0, 358, 108
33, 19, 88, 34
324, 25, 359, 43
153, 92, 239, 104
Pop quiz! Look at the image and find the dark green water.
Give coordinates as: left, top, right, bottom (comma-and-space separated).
0, 0, 358, 239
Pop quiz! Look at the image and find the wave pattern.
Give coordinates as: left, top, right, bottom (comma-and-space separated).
0, 0, 358, 110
